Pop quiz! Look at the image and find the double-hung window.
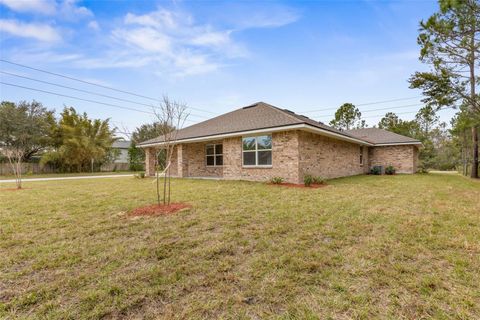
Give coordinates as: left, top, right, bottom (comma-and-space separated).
206, 144, 223, 166
242, 135, 272, 166
359, 146, 364, 165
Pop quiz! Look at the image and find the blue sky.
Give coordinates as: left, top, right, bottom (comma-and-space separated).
0, 0, 455, 138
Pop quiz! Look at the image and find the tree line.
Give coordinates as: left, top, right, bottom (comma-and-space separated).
327, 102, 477, 173
330, 0, 479, 178
0, 100, 119, 187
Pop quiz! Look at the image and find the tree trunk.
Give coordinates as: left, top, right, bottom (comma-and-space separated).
472, 126, 479, 178
469, 23, 479, 179
15, 158, 22, 189
462, 130, 467, 176
155, 152, 160, 205
163, 169, 167, 205
168, 165, 171, 205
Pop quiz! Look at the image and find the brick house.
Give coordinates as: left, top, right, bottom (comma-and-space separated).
139, 102, 421, 183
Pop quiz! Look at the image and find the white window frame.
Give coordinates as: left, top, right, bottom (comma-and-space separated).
205, 143, 223, 167
242, 135, 272, 168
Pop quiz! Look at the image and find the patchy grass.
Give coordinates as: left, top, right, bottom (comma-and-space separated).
0, 173, 479, 319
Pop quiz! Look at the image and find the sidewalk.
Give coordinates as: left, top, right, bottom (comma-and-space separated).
0, 174, 133, 183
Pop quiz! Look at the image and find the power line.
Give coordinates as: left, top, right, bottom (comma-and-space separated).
0, 58, 218, 115
312, 106, 455, 122
363, 106, 455, 119
1, 81, 153, 114
0, 81, 209, 120
300, 96, 423, 113
310, 103, 424, 118
1, 71, 155, 109
0, 70, 210, 119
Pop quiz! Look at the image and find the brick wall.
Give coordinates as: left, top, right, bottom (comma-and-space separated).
298, 131, 368, 180
145, 147, 156, 176
368, 145, 418, 174
223, 131, 301, 183
145, 130, 418, 181
180, 141, 223, 177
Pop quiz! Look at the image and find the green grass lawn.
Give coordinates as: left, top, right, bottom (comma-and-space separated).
1, 174, 479, 319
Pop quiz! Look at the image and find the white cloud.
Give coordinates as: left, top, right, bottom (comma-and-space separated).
113, 27, 171, 53
107, 5, 300, 76
87, 20, 99, 30
58, 0, 93, 20
217, 4, 300, 30
124, 8, 184, 29
191, 30, 231, 47
0, 1, 93, 45
0, 4, 298, 78
0, 0, 56, 14
0, 19, 60, 42
0, 0, 93, 19
238, 9, 299, 29
172, 51, 220, 76
108, 7, 251, 76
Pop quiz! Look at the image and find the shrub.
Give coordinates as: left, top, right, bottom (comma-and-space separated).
304, 174, 314, 187
270, 177, 284, 184
135, 172, 146, 179
370, 166, 382, 175
313, 176, 326, 184
385, 165, 396, 175
417, 162, 429, 174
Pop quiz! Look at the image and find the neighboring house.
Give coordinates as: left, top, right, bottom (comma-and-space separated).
139, 102, 421, 183
112, 141, 131, 164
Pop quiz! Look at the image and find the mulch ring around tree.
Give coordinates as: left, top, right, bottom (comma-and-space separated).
267, 183, 328, 189
128, 203, 192, 217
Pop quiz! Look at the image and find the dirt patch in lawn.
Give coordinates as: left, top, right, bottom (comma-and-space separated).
129, 203, 191, 217
267, 183, 327, 189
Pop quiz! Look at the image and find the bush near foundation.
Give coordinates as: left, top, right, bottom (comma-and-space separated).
385, 166, 396, 175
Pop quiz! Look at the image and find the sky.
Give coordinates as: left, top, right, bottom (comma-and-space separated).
0, 0, 457, 139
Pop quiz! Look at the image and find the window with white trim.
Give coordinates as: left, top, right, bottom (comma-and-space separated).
359, 146, 364, 165
242, 135, 272, 166
206, 144, 223, 166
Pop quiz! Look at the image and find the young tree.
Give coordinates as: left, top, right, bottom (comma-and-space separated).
329, 103, 366, 130
0, 101, 54, 188
152, 97, 189, 206
409, 0, 480, 178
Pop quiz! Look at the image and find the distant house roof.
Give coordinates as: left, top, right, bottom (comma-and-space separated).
112, 141, 131, 149
346, 128, 421, 145
139, 102, 420, 147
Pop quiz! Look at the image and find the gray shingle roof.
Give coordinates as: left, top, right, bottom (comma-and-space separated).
139, 102, 359, 145
112, 141, 131, 149
139, 102, 420, 146
346, 128, 421, 144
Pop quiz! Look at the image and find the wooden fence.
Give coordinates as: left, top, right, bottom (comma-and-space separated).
0, 162, 133, 175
